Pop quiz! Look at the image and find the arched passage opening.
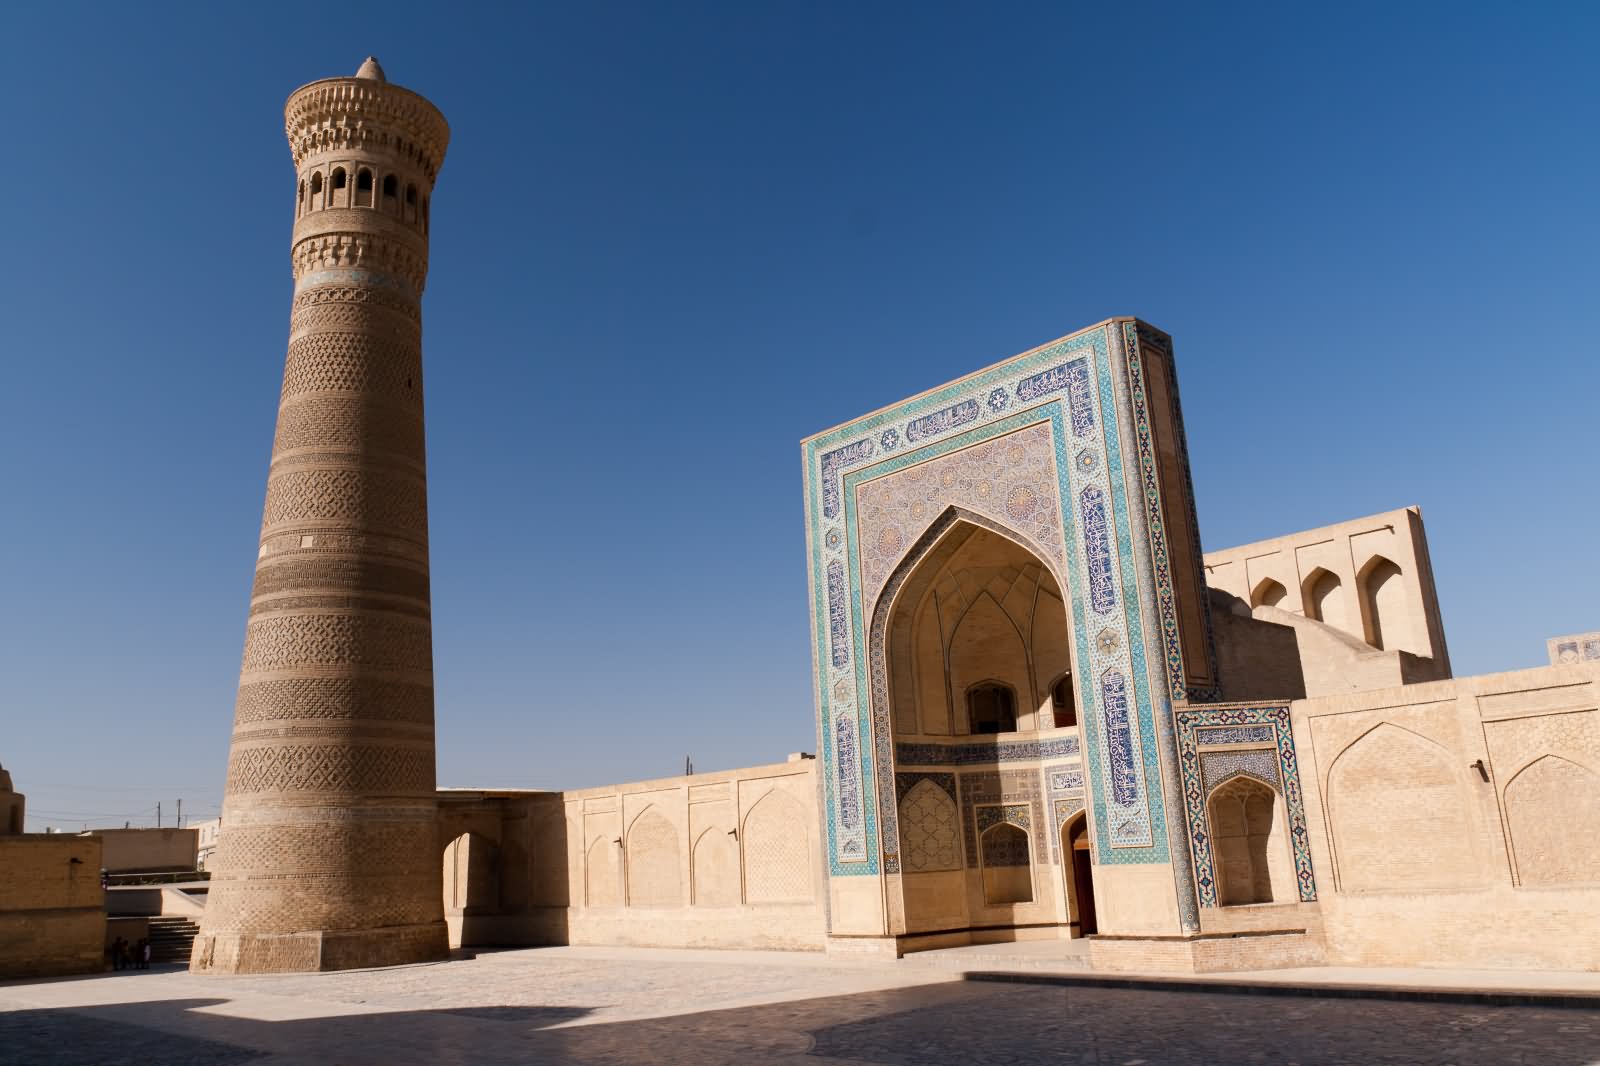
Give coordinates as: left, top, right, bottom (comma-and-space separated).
870, 509, 1079, 937
1062, 812, 1097, 936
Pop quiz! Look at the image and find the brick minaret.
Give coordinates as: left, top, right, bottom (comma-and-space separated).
192, 58, 450, 973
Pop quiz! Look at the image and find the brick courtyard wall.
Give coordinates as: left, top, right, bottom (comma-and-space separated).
1293, 662, 1600, 971
0, 835, 105, 977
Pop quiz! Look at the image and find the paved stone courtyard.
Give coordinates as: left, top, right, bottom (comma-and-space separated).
3, 947, 1598, 1065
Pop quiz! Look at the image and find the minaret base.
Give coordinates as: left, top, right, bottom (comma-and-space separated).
190, 922, 447, 975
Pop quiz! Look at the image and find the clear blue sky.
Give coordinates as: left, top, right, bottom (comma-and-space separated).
2, 4, 1595, 831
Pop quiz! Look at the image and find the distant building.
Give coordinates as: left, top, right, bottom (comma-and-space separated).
191, 817, 222, 871
85, 827, 198, 875
1548, 631, 1600, 666
0, 759, 106, 977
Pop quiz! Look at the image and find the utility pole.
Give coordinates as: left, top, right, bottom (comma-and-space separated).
156, 802, 161, 829
177, 798, 182, 829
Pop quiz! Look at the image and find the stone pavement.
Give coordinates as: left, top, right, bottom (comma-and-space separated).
2, 946, 1599, 1065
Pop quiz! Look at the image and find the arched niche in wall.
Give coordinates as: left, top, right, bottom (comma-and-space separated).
880, 514, 1074, 740
1357, 556, 1410, 652
979, 822, 1033, 904
1251, 578, 1288, 609
1303, 568, 1354, 637
441, 831, 497, 914
691, 827, 740, 906
585, 836, 620, 907
1504, 755, 1600, 886
1326, 723, 1475, 892
625, 807, 682, 908
1206, 775, 1296, 904
741, 790, 813, 904
898, 779, 961, 873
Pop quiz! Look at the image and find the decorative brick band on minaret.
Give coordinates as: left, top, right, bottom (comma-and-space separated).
191, 58, 450, 974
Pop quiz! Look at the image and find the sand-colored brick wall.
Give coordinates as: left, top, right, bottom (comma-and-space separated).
0, 835, 106, 977
90, 827, 198, 874
1205, 507, 1451, 693
559, 760, 826, 950
1292, 662, 1600, 971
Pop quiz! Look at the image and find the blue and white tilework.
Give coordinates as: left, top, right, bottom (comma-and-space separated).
803, 321, 1185, 876
895, 737, 1079, 767
1122, 322, 1221, 702
1173, 703, 1318, 906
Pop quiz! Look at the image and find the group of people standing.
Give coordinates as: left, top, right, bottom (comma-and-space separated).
108, 936, 151, 971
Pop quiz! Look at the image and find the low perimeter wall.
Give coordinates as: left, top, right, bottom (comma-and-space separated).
0, 835, 105, 977
559, 758, 826, 950
1292, 662, 1600, 971
437, 758, 827, 951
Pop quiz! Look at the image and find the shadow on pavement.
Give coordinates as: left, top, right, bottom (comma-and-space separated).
2, 980, 1598, 1066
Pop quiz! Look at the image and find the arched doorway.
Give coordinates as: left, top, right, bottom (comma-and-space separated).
1062, 814, 1097, 936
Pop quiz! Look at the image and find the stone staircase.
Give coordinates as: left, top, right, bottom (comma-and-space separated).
146, 917, 199, 964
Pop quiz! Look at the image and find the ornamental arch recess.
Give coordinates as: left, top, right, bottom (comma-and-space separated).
866, 507, 1085, 936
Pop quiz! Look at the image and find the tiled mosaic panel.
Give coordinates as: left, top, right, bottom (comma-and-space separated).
1200, 748, 1282, 792
958, 769, 1047, 868
1175, 705, 1317, 906
1123, 322, 1220, 701
804, 323, 1180, 875
896, 778, 961, 873
895, 737, 1079, 767
854, 421, 1065, 610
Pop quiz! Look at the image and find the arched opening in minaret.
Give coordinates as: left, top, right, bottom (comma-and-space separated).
405, 184, 418, 223
355, 168, 373, 207
330, 168, 348, 208
308, 171, 323, 211
422, 195, 430, 234
382, 174, 399, 214
296, 180, 305, 217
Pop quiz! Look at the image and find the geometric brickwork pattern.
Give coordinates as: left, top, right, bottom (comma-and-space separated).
1174, 703, 1317, 907
805, 319, 1217, 877
232, 677, 434, 725
625, 809, 682, 907
897, 779, 961, 873
742, 792, 814, 904
192, 59, 452, 974
224, 744, 435, 795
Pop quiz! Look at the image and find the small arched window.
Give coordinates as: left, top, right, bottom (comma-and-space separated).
297, 180, 305, 216
355, 168, 373, 207
308, 171, 323, 211
405, 183, 418, 222
967, 683, 1017, 735
1051, 674, 1077, 728
330, 167, 347, 208
382, 174, 398, 211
